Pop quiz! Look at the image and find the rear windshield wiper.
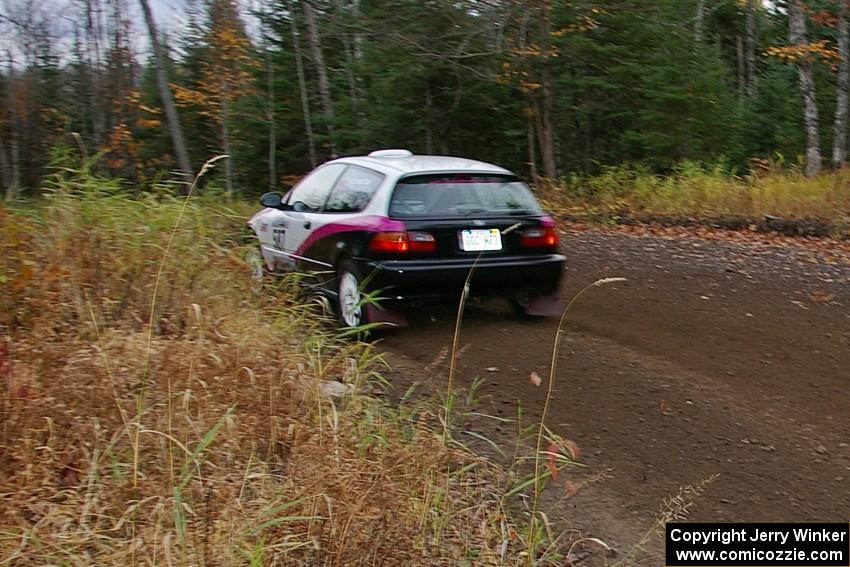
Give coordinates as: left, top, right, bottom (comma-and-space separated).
458, 208, 534, 217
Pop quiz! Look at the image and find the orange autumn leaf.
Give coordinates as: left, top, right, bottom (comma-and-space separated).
564, 480, 581, 499
809, 291, 835, 304
546, 442, 560, 480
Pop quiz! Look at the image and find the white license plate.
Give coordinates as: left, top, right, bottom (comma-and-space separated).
460, 228, 502, 251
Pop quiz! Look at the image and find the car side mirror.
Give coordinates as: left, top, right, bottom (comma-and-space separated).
260, 192, 285, 209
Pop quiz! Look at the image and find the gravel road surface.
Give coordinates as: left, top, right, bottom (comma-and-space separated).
380, 224, 850, 564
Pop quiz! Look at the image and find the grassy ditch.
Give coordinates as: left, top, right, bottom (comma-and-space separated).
536, 163, 850, 237
0, 166, 532, 565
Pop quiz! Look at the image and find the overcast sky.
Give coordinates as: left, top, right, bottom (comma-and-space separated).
0, 0, 260, 66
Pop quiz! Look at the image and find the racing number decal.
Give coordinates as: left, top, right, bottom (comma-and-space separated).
272, 226, 286, 250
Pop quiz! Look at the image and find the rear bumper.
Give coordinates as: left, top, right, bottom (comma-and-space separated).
359, 253, 566, 301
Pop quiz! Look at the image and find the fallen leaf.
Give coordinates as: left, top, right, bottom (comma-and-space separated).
564, 480, 581, 499
529, 371, 542, 387
809, 291, 835, 304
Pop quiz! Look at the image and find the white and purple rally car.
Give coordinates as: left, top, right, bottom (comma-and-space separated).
247, 150, 566, 328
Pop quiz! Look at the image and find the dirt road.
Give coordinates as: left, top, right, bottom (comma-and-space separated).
379, 224, 850, 564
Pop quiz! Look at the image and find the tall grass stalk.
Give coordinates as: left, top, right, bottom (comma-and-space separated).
142, 155, 229, 391
442, 268, 473, 443
129, 155, 227, 565
526, 277, 626, 564
614, 474, 717, 566
443, 224, 518, 444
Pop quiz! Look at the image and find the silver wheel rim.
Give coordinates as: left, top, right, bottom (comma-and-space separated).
339, 272, 362, 327
247, 247, 264, 290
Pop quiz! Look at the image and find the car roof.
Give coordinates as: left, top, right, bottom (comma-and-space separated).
329, 152, 512, 177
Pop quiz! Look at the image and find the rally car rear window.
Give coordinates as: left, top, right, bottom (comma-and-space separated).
388, 174, 542, 218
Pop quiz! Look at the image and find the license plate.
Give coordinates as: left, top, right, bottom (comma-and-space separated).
460, 228, 502, 251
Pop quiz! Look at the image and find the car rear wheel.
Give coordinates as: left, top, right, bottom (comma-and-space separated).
337, 260, 368, 328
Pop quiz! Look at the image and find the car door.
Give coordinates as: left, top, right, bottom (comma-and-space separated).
281, 163, 347, 268
301, 164, 386, 266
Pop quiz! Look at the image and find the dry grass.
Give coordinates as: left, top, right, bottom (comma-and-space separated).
537, 162, 850, 222
0, 167, 521, 565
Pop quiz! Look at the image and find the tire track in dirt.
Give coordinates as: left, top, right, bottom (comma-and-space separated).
379, 227, 850, 564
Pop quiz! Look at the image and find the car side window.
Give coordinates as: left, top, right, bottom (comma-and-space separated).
324, 166, 384, 213
286, 164, 347, 212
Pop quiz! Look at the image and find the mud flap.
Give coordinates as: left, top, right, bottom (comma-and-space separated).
364, 304, 409, 328
525, 293, 565, 317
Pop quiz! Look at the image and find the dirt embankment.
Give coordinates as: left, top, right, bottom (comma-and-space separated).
380, 223, 850, 565
561, 211, 850, 239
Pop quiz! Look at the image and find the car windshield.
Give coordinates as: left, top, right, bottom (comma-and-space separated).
388, 174, 542, 218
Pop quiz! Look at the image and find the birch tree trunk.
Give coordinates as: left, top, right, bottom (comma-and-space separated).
303, 0, 336, 156
263, 0, 276, 189
538, 1, 557, 178
221, 93, 233, 198
694, 0, 704, 43
267, 50, 276, 189
290, 2, 317, 168
338, 1, 360, 112
745, 0, 757, 97
425, 85, 434, 154
527, 114, 538, 181
5, 52, 20, 200
351, 0, 363, 60
109, 0, 135, 180
789, 0, 822, 177
833, 0, 849, 168
138, 0, 193, 178
0, 138, 13, 201
736, 35, 745, 99
84, 0, 104, 147
219, 72, 233, 199
0, 138, 10, 193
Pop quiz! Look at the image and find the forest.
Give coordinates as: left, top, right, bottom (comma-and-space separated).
0, 0, 848, 198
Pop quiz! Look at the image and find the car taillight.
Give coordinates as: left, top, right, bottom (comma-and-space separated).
520, 227, 559, 248
370, 232, 408, 253
370, 231, 437, 253
407, 231, 437, 252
